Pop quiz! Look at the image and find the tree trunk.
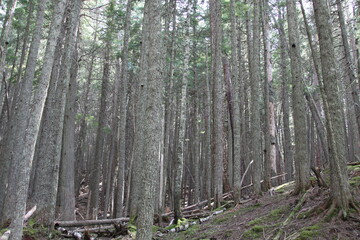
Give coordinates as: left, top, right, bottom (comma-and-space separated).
209, 0, 224, 207
114, 0, 132, 218
286, 0, 310, 194
229, 0, 242, 203
58, 32, 80, 221
0, 0, 66, 238
250, 0, 262, 195
174, 0, 190, 223
89, 42, 110, 219
135, 0, 163, 238
313, 0, 354, 217
31, 0, 82, 224
262, 0, 276, 190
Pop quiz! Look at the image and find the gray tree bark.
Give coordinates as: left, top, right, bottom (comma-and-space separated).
229, 0, 242, 203
30, 0, 82, 224
0, 0, 66, 238
313, 0, 354, 217
174, 0, 191, 224
286, 0, 310, 194
135, 0, 163, 238
114, 0, 132, 218
250, 0, 262, 195
88, 42, 110, 219
58, 34, 80, 221
209, 0, 224, 207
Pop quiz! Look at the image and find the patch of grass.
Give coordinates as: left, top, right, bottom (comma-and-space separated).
224, 230, 233, 238
212, 216, 228, 225
296, 224, 321, 239
184, 224, 199, 236
349, 176, 360, 187
242, 225, 267, 239
248, 205, 289, 226
348, 164, 360, 172
0, 228, 9, 235
269, 205, 289, 218
248, 218, 262, 226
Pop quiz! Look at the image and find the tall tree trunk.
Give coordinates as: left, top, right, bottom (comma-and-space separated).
313, 0, 355, 218
114, 0, 132, 218
286, 0, 310, 194
250, 0, 262, 195
299, 0, 329, 165
0, 0, 66, 237
58, 35, 80, 221
336, 0, 360, 162
209, 0, 224, 207
135, 0, 163, 238
0, 0, 18, 116
31, 0, 82, 224
262, 0, 276, 190
89, 43, 110, 219
174, 0, 191, 223
229, 0, 242, 203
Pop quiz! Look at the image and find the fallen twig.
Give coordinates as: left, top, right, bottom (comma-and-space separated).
0, 230, 10, 240
24, 205, 37, 222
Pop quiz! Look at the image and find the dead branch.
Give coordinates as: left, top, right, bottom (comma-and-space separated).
0, 230, 10, 240
24, 205, 37, 222
311, 167, 328, 188
347, 162, 360, 166
54, 217, 129, 228
183, 212, 211, 219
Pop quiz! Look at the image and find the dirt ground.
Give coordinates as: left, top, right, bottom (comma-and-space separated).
158, 168, 360, 240
16, 165, 360, 240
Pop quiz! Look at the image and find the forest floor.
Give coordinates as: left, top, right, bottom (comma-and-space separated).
4, 164, 360, 240
157, 165, 360, 240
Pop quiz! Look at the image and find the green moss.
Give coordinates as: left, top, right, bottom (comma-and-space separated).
243, 225, 267, 239
224, 230, 233, 238
152, 225, 161, 233
248, 205, 289, 226
127, 222, 137, 238
274, 181, 295, 193
269, 205, 289, 218
212, 216, 228, 225
184, 224, 199, 235
0, 229, 9, 235
296, 224, 321, 239
248, 218, 262, 226
349, 176, 360, 187
347, 164, 360, 172
165, 218, 188, 230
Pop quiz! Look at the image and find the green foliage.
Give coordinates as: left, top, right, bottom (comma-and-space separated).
243, 225, 267, 239
22, 218, 61, 239
296, 224, 321, 240
348, 164, 360, 172
349, 176, 360, 187
184, 224, 199, 236
0, 228, 9, 235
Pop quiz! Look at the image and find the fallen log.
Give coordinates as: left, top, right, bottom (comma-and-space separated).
75, 225, 114, 232
183, 212, 211, 219
54, 217, 129, 228
0, 230, 10, 240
